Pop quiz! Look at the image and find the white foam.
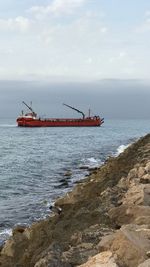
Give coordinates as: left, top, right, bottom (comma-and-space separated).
0, 229, 12, 239
116, 144, 130, 156
80, 157, 102, 169
87, 157, 98, 163
0, 124, 16, 128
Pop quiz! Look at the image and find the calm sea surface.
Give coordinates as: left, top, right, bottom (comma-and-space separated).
0, 118, 150, 242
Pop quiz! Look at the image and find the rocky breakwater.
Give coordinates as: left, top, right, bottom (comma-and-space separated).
0, 134, 150, 267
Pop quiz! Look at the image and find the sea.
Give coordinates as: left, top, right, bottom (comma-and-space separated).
0, 118, 150, 243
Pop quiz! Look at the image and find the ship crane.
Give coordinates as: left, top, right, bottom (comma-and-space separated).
63, 103, 85, 119
22, 101, 37, 117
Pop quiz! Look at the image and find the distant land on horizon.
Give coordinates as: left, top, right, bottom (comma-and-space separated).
0, 79, 149, 120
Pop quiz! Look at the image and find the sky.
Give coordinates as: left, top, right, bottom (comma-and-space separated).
0, 0, 150, 119
0, 0, 150, 81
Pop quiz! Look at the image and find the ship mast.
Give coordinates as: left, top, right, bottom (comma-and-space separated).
63, 103, 85, 119
22, 101, 37, 117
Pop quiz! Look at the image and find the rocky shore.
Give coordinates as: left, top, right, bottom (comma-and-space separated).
0, 134, 150, 267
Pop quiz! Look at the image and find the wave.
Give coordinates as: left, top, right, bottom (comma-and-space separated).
0, 229, 12, 243
0, 124, 16, 127
79, 157, 103, 169
116, 144, 130, 156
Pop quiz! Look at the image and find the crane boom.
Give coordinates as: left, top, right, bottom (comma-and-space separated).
22, 101, 37, 117
63, 103, 85, 119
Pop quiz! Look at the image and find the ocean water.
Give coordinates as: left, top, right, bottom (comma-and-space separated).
0, 118, 150, 242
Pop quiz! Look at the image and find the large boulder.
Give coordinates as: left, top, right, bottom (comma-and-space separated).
98, 224, 150, 267
77, 251, 118, 267
138, 259, 150, 267
121, 184, 150, 206
108, 205, 150, 226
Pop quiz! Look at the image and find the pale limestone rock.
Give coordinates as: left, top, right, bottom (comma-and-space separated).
1, 231, 28, 259
107, 224, 150, 267
138, 167, 146, 178
127, 168, 138, 181
77, 251, 118, 267
138, 259, 150, 267
108, 205, 150, 226
122, 184, 150, 206
145, 161, 150, 173
1, 239, 15, 257
135, 216, 150, 225
140, 174, 150, 184
117, 177, 128, 189
97, 234, 116, 251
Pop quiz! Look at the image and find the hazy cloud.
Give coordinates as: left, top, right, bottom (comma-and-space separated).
0, 1, 149, 80
0, 16, 30, 32
29, 0, 86, 18
135, 11, 150, 33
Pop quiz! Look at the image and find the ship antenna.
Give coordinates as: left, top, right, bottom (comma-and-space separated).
63, 103, 85, 119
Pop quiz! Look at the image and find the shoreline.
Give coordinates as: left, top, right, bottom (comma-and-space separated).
0, 141, 131, 244
0, 134, 150, 266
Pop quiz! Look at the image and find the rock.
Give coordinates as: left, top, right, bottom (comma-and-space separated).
138, 167, 146, 178
62, 242, 98, 266
108, 205, 150, 226
12, 225, 26, 235
70, 231, 83, 246
97, 234, 116, 251
49, 205, 62, 215
145, 161, 150, 173
138, 259, 150, 267
121, 184, 150, 206
1, 233, 28, 259
1, 133, 150, 267
77, 251, 118, 267
146, 251, 150, 257
64, 171, 72, 177
117, 176, 128, 189
135, 216, 150, 225
100, 224, 150, 267
140, 174, 150, 184
127, 168, 138, 181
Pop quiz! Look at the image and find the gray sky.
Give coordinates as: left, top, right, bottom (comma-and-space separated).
0, 79, 149, 119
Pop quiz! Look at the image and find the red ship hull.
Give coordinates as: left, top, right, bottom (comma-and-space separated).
17, 117, 104, 127
16, 102, 104, 127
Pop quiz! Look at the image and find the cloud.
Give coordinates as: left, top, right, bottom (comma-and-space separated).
135, 11, 150, 33
29, 0, 86, 18
0, 16, 30, 32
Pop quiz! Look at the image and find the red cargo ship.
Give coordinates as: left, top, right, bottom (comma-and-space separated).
16, 102, 104, 127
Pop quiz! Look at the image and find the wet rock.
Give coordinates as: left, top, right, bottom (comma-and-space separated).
79, 166, 89, 170
12, 225, 26, 235
64, 171, 72, 177
49, 205, 62, 215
